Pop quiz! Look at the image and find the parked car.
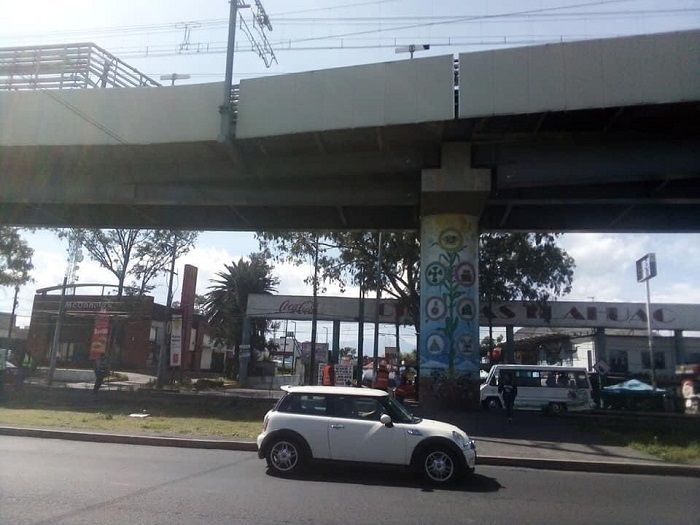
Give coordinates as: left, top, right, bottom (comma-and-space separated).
257, 385, 476, 484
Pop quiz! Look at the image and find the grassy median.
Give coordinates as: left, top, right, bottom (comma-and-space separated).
579, 417, 700, 464
0, 388, 272, 440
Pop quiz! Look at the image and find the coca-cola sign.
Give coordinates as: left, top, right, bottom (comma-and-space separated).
278, 300, 314, 316
247, 294, 700, 331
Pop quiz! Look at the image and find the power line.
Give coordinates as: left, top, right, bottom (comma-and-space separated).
268, 0, 642, 46
2, 4, 695, 42
271, 0, 401, 16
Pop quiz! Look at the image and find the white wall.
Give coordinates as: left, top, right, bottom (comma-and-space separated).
0, 82, 223, 146
459, 30, 700, 118
236, 55, 455, 138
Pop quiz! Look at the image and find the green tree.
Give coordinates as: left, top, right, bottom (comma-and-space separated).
339, 347, 357, 359
257, 233, 343, 382
479, 233, 575, 350
129, 230, 198, 295
0, 227, 33, 287
204, 253, 279, 379
58, 229, 197, 296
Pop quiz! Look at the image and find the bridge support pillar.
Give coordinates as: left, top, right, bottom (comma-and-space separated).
419, 144, 490, 410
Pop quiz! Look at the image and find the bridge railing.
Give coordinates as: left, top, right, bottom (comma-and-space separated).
0, 42, 161, 90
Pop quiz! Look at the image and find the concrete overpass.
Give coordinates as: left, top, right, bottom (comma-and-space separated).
1, 29, 698, 232
2, 30, 699, 403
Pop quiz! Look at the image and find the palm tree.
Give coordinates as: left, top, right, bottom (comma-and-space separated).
205, 253, 278, 379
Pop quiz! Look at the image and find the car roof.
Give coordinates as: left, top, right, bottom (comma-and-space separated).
491, 364, 588, 371
280, 385, 389, 397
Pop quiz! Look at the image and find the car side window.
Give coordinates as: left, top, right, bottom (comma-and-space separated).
350, 397, 384, 421
332, 396, 384, 421
281, 394, 328, 416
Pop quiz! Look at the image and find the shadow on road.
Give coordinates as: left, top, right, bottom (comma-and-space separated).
265, 463, 503, 493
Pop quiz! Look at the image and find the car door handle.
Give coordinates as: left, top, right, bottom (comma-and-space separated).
330, 424, 344, 429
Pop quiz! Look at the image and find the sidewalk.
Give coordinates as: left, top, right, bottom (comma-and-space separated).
423, 409, 669, 465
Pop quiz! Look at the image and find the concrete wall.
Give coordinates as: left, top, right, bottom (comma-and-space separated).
459, 30, 700, 118
236, 55, 455, 138
0, 82, 223, 146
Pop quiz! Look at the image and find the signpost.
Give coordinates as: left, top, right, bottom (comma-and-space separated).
636, 253, 658, 390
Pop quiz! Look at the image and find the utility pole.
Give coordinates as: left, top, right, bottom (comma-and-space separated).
219, 0, 276, 142
356, 270, 365, 386
372, 231, 383, 379
8, 285, 19, 340
309, 234, 319, 385
157, 235, 178, 389
636, 253, 658, 390
47, 276, 67, 386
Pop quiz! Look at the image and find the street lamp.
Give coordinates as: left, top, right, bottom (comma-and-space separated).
159, 73, 191, 86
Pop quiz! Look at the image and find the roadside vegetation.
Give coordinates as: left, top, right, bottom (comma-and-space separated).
0, 389, 271, 440
580, 418, 700, 464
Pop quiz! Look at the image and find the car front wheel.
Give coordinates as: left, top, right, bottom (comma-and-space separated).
421, 447, 460, 485
266, 438, 304, 476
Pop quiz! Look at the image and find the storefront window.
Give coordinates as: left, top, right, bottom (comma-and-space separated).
609, 350, 628, 373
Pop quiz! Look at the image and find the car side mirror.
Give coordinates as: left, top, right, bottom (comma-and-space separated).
380, 414, 393, 427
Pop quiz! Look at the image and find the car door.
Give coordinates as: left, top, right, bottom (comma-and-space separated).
327, 395, 406, 465
277, 393, 332, 459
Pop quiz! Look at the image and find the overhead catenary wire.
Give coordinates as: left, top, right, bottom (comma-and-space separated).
3, 4, 696, 42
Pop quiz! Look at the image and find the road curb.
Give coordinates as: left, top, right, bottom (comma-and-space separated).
1, 426, 698, 477
0, 426, 257, 452
477, 455, 700, 478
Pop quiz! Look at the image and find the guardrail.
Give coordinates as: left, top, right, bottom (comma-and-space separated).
0, 42, 161, 90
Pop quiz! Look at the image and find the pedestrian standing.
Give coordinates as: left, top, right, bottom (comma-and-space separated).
373, 362, 390, 391
18, 350, 33, 388
499, 373, 518, 422
322, 361, 335, 386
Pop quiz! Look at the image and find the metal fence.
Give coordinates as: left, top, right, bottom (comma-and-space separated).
0, 42, 161, 90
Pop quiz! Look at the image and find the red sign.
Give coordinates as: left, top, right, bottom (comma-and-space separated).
180, 265, 198, 366
89, 310, 110, 360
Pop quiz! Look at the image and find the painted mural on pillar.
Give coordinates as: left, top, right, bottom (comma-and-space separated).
420, 214, 480, 385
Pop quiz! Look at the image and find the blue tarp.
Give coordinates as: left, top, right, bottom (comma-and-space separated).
603, 379, 666, 395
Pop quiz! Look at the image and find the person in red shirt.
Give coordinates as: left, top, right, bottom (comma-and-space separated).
322, 362, 335, 386
373, 362, 390, 391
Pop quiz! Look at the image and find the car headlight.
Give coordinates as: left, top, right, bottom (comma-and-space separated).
452, 431, 466, 448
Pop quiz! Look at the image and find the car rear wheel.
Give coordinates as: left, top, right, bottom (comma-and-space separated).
266, 437, 305, 476
483, 396, 502, 411
421, 447, 460, 485
548, 402, 566, 415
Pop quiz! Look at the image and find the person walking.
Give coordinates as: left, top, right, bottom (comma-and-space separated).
499, 372, 518, 422
321, 361, 335, 386
93, 355, 109, 393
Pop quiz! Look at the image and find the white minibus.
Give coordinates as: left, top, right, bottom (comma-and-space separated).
480, 364, 593, 414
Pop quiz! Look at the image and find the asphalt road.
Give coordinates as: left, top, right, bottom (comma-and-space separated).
1, 436, 697, 525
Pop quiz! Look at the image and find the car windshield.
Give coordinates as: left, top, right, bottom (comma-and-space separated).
381, 396, 420, 424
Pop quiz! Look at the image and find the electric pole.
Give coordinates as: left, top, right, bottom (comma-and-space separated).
219, 0, 276, 142
8, 285, 19, 340
372, 231, 383, 379
157, 234, 178, 389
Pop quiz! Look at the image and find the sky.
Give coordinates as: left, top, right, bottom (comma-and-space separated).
1, 1, 699, 352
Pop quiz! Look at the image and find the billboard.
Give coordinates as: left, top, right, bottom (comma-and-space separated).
89, 310, 110, 360
180, 265, 198, 365
246, 294, 700, 331
170, 315, 182, 367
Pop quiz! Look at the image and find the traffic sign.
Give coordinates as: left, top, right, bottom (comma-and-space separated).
593, 359, 610, 375
636, 253, 657, 282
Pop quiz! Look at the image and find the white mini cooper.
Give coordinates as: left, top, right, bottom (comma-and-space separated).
257, 386, 476, 484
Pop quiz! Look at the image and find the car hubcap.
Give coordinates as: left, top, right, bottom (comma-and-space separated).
270, 441, 298, 471
425, 451, 454, 482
